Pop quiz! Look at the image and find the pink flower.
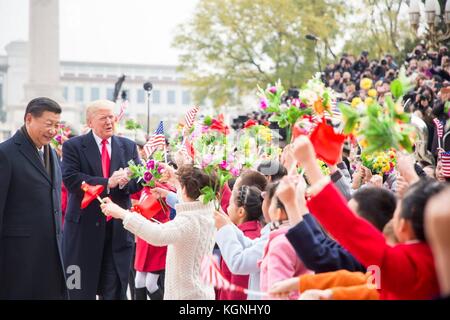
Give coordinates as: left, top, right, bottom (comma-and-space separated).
219, 160, 228, 170
202, 154, 213, 168
143, 171, 153, 183
300, 102, 308, 109
55, 135, 62, 144
291, 98, 301, 108
260, 98, 268, 110
147, 160, 155, 170
201, 126, 210, 133
268, 86, 277, 94
157, 166, 165, 174
230, 167, 240, 177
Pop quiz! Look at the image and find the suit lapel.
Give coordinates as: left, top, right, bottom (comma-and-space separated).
14, 131, 51, 185
81, 131, 103, 177
110, 136, 125, 175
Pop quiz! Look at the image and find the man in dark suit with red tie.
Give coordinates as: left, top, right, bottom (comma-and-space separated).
62, 99, 142, 300
0, 98, 67, 299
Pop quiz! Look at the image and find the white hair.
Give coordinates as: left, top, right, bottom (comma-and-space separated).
86, 100, 115, 122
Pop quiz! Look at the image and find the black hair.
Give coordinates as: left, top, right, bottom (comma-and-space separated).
236, 170, 268, 191
236, 186, 263, 222
24, 97, 62, 121
401, 179, 447, 242
257, 160, 287, 182
265, 182, 286, 212
228, 177, 237, 191
352, 187, 397, 231
177, 165, 217, 200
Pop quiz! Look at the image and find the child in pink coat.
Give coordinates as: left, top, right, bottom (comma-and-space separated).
258, 181, 311, 299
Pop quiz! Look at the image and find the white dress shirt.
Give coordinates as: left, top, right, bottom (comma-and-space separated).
92, 131, 111, 159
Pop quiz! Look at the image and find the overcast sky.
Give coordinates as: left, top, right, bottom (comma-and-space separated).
0, 0, 198, 65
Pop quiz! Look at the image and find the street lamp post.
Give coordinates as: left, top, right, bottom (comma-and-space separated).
143, 82, 153, 137
409, 0, 450, 49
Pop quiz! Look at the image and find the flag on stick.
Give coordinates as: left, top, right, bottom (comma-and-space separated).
144, 121, 165, 158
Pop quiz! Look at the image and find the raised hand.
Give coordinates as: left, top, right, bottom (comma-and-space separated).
292, 136, 324, 186
269, 277, 299, 299
276, 176, 297, 208
214, 209, 232, 230
299, 289, 333, 300
396, 153, 419, 184
100, 197, 127, 220
153, 187, 170, 198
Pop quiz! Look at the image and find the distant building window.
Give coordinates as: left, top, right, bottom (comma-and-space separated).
91, 87, 100, 101
106, 88, 114, 101
182, 91, 191, 105
137, 89, 146, 104
0, 83, 3, 115
62, 87, 68, 101
167, 90, 176, 105
152, 90, 160, 104
75, 87, 84, 102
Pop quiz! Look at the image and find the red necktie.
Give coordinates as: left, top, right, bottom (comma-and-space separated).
101, 139, 110, 178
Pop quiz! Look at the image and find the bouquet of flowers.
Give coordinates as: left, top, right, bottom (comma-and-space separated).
186, 114, 240, 209
361, 149, 397, 175
298, 73, 338, 116
338, 69, 415, 155
127, 159, 165, 188
51, 123, 72, 150
258, 75, 338, 144
258, 80, 312, 144
198, 153, 241, 209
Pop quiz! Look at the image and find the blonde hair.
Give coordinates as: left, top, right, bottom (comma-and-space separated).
86, 100, 115, 122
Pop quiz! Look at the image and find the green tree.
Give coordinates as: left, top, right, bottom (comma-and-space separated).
173, 0, 346, 108
342, 0, 412, 59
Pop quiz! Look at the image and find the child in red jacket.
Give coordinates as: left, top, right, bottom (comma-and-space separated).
218, 185, 263, 300
291, 136, 444, 300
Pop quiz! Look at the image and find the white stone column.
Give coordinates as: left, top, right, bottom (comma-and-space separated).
24, 0, 62, 101
23, 0, 79, 127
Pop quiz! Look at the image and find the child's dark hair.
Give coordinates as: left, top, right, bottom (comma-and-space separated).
265, 182, 286, 212
401, 179, 447, 242
236, 186, 263, 222
257, 160, 287, 182
236, 170, 268, 191
352, 187, 397, 231
176, 165, 217, 200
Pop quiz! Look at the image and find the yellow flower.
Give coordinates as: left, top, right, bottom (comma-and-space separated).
351, 97, 363, 108
395, 103, 404, 114
368, 89, 377, 98
365, 97, 375, 106
360, 139, 368, 149
360, 78, 373, 91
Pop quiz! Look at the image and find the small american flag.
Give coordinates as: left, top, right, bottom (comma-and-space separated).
441, 151, 450, 178
116, 100, 128, 122
433, 118, 444, 139
144, 121, 165, 158
184, 106, 200, 129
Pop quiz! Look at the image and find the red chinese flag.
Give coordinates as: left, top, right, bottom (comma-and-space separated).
310, 121, 346, 166
134, 188, 163, 220
292, 123, 309, 141
81, 182, 105, 209
185, 139, 195, 160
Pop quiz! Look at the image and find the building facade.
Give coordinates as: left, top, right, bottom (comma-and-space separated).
0, 41, 198, 141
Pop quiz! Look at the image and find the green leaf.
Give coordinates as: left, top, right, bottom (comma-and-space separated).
338, 103, 359, 135
390, 79, 403, 100
203, 116, 212, 126
286, 106, 302, 125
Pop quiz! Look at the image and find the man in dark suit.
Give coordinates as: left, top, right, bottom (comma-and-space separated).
62, 99, 142, 300
0, 97, 67, 299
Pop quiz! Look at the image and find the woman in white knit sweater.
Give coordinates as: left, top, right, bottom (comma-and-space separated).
101, 165, 217, 300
